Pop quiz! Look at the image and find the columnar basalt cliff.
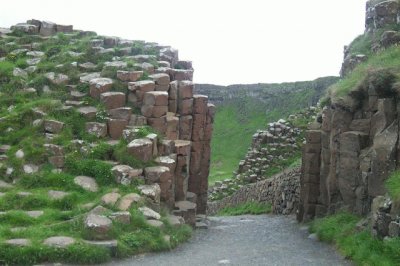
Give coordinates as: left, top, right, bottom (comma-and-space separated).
0, 19, 215, 263
299, 0, 400, 238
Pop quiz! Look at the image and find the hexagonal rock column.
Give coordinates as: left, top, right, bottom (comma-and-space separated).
144, 166, 174, 208
166, 115, 179, 140
111, 165, 143, 185
149, 73, 170, 91
117, 70, 143, 82
107, 118, 128, 139
44, 144, 64, 168
141, 91, 168, 118
100, 92, 126, 110
298, 130, 322, 222
86, 122, 108, 138
127, 138, 153, 162
187, 100, 214, 214
174, 140, 191, 201
128, 80, 155, 108
173, 200, 196, 227
89, 78, 113, 99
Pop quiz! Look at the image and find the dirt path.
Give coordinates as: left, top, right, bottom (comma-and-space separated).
105, 215, 352, 266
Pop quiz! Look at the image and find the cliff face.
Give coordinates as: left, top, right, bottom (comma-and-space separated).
195, 77, 339, 107
299, 0, 400, 238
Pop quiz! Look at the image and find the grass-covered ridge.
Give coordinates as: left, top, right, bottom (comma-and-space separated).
0, 24, 192, 265
310, 212, 400, 266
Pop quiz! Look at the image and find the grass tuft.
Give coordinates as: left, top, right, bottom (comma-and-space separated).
217, 202, 272, 216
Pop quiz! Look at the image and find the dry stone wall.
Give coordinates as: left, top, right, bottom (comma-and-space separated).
208, 168, 300, 215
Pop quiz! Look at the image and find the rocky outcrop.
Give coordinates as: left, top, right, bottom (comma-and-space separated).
195, 77, 339, 107
298, 77, 400, 229
365, 0, 400, 33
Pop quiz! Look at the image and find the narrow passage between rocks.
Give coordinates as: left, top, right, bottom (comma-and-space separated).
105, 215, 352, 266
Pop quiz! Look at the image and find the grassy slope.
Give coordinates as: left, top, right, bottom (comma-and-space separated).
210, 88, 317, 184
311, 213, 400, 266
0, 31, 191, 265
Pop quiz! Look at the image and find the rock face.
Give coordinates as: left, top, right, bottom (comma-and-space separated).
365, 0, 400, 33
298, 82, 400, 227
208, 168, 301, 216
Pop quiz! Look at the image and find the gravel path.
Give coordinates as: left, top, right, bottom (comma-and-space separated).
105, 215, 352, 266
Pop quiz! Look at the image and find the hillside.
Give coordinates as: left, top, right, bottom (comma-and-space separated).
195, 77, 339, 183
0, 19, 213, 264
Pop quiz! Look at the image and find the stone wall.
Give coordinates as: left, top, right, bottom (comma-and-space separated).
208, 168, 300, 215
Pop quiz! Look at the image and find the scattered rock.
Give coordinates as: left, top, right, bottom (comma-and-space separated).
84, 214, 113, 240
101, 192, 121, 206
117, 193, 142, 211
5, 238, 31, 247
43, 236, 75, 248
138, 206, 161, 220
48, 190, 69, 200
74, 176, 99, 192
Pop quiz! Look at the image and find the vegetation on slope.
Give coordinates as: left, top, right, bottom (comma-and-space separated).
310, 213, 400, 266
0, 28, 191, 265
209, 79, 338, 184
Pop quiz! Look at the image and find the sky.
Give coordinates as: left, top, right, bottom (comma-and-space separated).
1, 0, 367, 85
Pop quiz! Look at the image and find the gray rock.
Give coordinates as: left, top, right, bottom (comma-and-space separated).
117, 193, 142, 211
5, 238, 31, 246
138, 206, 161, 220
101, 192, 121, 206
74, 176, 99, 192
84, 214, 113, 240
43, 236, 75, 248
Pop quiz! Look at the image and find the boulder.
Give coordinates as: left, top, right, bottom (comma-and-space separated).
44, 120, 64, 134
138, 184, 161, 204
74, 176, 99, 192
117, 193, 142, 211
101, 192, 121, 206
109, 211, 131, 224
84, 214, 113, 240
138, 206, 161, 220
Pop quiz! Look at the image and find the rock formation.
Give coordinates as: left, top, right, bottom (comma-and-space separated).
299, 0, 400, 239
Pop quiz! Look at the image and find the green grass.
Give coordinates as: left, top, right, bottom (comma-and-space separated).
310, 212, 400, 266
330, 45, 400, 98
209, 85, 322, 185
217, 202, 272, 216
386, 170, 400, 201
